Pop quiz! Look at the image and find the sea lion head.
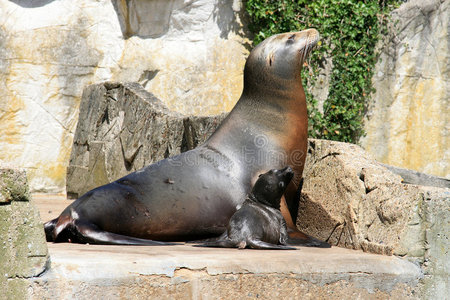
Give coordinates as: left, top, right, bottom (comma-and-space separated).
251, 166, 294, 209
243, 29, 320, 93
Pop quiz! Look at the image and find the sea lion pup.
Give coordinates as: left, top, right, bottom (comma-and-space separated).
198, 167, 296, 250
45, 29, 328, 246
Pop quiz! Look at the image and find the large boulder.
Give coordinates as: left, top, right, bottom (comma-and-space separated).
298, 139, 449, 299
0, 163, 49, 298
67, 82, 226, 198
361, 0, 449, 179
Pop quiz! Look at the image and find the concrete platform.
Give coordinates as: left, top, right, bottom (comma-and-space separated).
30, 195, 424, 299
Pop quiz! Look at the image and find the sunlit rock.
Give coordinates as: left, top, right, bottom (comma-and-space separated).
0, 0, 249, 192
361, 0, 449, 179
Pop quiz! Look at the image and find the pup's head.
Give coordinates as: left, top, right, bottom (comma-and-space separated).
251, 166, 294, 209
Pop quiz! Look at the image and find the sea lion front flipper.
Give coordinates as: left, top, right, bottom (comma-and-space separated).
287, 230, 331, 248
247, 239, 297, 250
44, 218, 58, 242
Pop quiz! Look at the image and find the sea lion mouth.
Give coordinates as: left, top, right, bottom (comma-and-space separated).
300, 29, 320, 62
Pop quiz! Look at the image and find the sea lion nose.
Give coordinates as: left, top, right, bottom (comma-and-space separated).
280, 166, 294, 176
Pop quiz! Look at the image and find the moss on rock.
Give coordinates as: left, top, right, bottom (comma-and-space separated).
0, 167, 49, 299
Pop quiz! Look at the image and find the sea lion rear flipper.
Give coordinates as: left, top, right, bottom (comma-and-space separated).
247, 239, 296, 250
71, 220, 177, 245
44, 218, 58, 242
45, 214, 176, 245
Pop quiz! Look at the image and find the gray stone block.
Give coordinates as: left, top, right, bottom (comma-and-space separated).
0, 166, 49, 299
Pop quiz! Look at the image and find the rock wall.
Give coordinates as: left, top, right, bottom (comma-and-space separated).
361, 0, 449, 179
0, 0, 249, 193
0, 163, 49, 298
67, 82, 226, 198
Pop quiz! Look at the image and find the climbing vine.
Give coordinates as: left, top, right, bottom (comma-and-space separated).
245, 0, 401, 143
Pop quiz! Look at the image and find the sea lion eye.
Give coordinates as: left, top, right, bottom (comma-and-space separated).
286, 34, 295, 44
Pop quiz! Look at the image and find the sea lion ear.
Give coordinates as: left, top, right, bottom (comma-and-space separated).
278, 182, 285, 189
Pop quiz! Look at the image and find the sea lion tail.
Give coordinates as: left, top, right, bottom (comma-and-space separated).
44, 212, 176, 246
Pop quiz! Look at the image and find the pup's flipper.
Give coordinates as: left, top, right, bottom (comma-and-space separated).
186, 232, 227, 244
194, 239, 237, 248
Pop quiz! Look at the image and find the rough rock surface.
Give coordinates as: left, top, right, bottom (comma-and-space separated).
0, 164, 49, 298
0, 0, 249, 193
67, 82, 226, 198
361, 0, 449, 179
298, 139, 449, 299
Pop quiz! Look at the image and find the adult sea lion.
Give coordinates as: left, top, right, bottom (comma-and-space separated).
45, 29, 327, 246
198, 167, 296, 250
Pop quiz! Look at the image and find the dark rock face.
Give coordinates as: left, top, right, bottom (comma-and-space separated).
66, 82, 227, 198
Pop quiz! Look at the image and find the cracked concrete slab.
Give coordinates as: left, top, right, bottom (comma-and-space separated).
28, 243, 424, 299
39, 243, 422, 287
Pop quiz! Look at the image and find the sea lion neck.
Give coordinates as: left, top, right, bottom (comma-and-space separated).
205, 29, 318, 186
240, 73, 306, 106
240, 55, 304, 102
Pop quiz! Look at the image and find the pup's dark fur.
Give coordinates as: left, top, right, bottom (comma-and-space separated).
199, 167, 296, 250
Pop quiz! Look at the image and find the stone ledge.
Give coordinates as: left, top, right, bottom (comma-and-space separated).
31, 195, 425, 299
29, 243, 422, 299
